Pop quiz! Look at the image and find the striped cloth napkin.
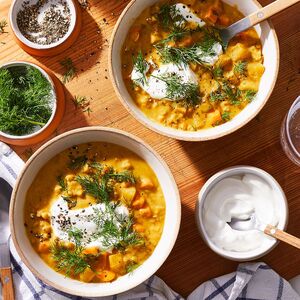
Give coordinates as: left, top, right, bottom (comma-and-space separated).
1, 141, 300, 300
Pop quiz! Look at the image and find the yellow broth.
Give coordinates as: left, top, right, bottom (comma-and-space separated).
121, 0, 265, 131
24, 142, 165, 283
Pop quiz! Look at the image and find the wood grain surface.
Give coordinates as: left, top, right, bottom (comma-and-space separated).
0, 0, 300, 297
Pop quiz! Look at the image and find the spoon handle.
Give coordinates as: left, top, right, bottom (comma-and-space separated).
248, 0, 300, 27
0, 267, 14, 300
264, 224, 300, 249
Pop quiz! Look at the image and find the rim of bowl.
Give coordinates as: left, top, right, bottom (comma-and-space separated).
9, 126, 181, 297
195, 166, 288, 261
109, 0, 280, 141
0, 61, 57, 140
9, 0, 77, 50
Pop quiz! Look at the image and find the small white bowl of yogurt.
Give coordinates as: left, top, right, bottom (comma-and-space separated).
195, 166, 288, 261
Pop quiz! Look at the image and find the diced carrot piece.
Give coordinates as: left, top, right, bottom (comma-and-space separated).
132, 196, 145, 209
204, 9, 218, 24
219, 14, 230, 26
82, 247, 99, 256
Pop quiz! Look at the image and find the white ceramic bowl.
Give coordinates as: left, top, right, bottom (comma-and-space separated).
109, 0, 279, 141
195, 166, 288, 261
0, 61, 57, 140
10, 0, 77, 50
10, 127, 181, 297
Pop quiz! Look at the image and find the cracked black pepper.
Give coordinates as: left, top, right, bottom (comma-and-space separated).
17, 0, 71, 45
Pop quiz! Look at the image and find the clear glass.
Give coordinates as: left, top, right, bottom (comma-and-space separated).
281, 96, 300, 166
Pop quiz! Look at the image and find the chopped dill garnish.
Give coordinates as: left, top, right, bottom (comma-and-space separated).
68, 228, 83, 246
57, 176, 68, 191
210, 89, 225, 102
126, 261, 140, 273
106, 170, 136, 184
0, 66, 52, 136
156, 4, 185, 30
68, 155, 88, 170
234, 61, 247, 75
0, 19, 7, 34
62, 195, 77, 209
51, 240, 90, 276
244, 90, 257, 102
60, 58, 77, 83
212, 66, 223, 78
155, 35, 218, 66
72, 96, 92, 114
76, 174, 110, 203
132, 51, 148, 85
152, 73, 200, 106
223, 83, 241, 105
92, 209, 143, 250
221, 111, 230, 121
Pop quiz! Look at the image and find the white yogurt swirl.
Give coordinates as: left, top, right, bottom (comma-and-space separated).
203, 174, 280, 252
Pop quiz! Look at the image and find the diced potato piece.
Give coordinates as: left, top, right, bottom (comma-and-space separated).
239, 79, 259, 91
200, 103, 212, 113
109, 253, 125, 273
132, 196, 145, 209
97, 270, 116, 282
206, 110, 222, 126
42, 225, 51, 234
121, 186, 136, 203
218, 54, 232, 69
139, 205, 152, 218
249, 45, 262, 61
67, 181, 83, 197
140, 177, 154, 190
65, 174, 75, 182
150, 32, 161, 44
247, 62, 265, 81
120, 159, 133, 170
79, 268, 95, 283
228, 43, 251, 61
36, 210, 50, 221
38, 241, 50, 253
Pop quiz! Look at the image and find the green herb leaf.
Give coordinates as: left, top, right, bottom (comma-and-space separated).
212, 66, 223, 78
221, 111, 230, 121
57, 176, 68, 192
0, 66, 52, 135
60, 58, 77, 83
68, 155, 88, 170
234, 61, 247, 75
153, 73, 200, 106
244, 90, 257, 102
132, 51, 148, 85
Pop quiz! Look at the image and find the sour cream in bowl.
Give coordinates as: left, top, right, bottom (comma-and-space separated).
195, 166, 288, 261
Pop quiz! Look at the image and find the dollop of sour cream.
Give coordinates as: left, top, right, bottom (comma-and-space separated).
173, 3, 206, 27
50, 197, 129, 252
203, 174, 280, 252
132, 63, 198, 100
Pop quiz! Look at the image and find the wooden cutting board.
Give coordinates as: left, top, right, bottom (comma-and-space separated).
0, 0, 299, 297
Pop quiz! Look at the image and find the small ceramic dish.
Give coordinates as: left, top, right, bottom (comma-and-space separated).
109, 0, 279, 141
10, 127, 181, 297
195, 166, 288, 261
9, 0, 81, 56
0, 61, 65, 146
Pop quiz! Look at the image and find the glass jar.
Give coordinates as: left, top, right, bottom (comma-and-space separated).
281, 96, 300, 166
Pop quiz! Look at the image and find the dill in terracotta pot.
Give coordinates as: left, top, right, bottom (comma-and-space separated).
0, 65, 53, 136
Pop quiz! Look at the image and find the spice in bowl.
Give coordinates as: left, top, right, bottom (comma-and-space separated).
17, 0, 71, 45
0, 64, 54, 136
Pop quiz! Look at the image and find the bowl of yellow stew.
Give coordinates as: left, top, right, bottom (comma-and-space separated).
109, 0, 279, 141
10, 127, 181, 297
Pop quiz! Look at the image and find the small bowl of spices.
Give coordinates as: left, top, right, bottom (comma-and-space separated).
9, 0, 81, 56
0, 61, 65, 145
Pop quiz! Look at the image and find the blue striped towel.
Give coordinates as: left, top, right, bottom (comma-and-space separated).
1, 141, 300, 300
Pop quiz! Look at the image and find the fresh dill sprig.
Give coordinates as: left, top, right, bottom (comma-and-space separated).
51, 240, 90, 276
234, 61, 247, 75
68, 155, 88, 170
132, 51, 148, 85
68, 228, 83, 246
223, 82, 241, 105
0, 19, 7, 34
72, 96, 93, 115
212, 66, 223, 78
76, 175, 110, 203
126, 261, 140, 274
62, 195, 77, 209
0, 66, 52, 135
105, 170, 136, 184
157, 4, 185, 30
210, 89, 225, 102
244, 90, 257, 102
152, 73, 200, 106
60, 58, 77, 83
221, 111, 230, 121
155, 35, 218, 66
57, 176, 68, 191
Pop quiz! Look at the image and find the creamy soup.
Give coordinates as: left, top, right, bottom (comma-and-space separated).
24, 142, 165, 283
121, 0, 265, 131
